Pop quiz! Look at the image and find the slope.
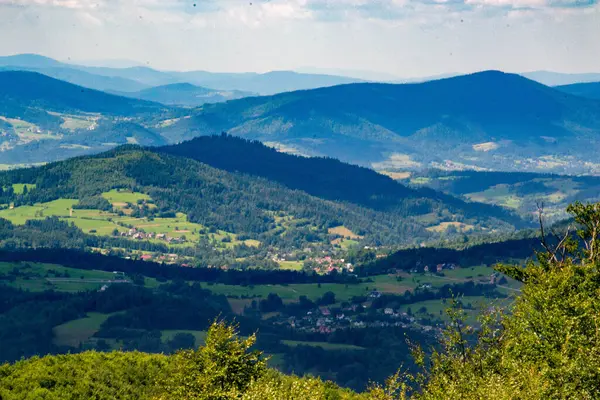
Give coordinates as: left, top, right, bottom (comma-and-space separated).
0, 142, 524, 252
0, 71, 172, 164
114, 83, 254, 106
159, 71, 600, 174
159, 135, 524, 227
555, 81, 600, 100
0, 71, 164, 116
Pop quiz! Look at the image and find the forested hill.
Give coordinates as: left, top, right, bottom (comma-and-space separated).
159, 71, 600, 173
0, 143, 524, 247
159, 135, 524, 226
0, 70, 165, 116
555, 81, 600, 100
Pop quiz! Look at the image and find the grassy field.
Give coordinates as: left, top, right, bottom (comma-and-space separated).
278, 261, 303, 271
426, 221, 476, 233
53, 312, 113, 347
0, 261, 121, 292
282, 340, 365, 351
328, 226, 362, 239
205, 275, 417, 304
102, 189, 151, 205
0, 192, 260, 248
11, 183, 37, 194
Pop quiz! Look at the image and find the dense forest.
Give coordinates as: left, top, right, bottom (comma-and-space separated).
0, 137, 527, 252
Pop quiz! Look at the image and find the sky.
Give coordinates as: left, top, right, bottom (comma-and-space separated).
0, 0, 598, 78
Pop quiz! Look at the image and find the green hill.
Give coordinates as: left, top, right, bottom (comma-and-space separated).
160, 71, 600, 174
0, 139, 525, 255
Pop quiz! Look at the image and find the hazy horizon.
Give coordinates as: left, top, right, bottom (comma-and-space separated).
0, 0, 598, 78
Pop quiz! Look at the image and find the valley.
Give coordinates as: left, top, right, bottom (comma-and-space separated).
0, 53, 599, 398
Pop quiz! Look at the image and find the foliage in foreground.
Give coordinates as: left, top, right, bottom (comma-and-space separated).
2, 202, 600, 399
373, 201, 600, 399
0, 321, 364, 400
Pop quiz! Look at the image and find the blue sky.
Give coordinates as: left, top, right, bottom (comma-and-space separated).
0, 0, 598, 77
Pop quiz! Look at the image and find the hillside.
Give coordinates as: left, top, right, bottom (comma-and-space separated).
160, 71, 600, 174
555, 81, 600, 100
401, 169, 600, 222
2, 201, 600, 399
0, 71, 173, 164
0, 140, 524, 253
159, 135, 522, 226
0, 71, 163, 116
115, 83, 254, 107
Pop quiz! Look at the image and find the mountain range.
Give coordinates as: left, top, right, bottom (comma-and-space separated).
159, 71, 600, 174
1, 67, 600, 174
0, 54, 363, 96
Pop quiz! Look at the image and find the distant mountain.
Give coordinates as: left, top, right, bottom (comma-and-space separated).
167, 70, 363, 95
555, 82, 600, 100
0, 71, 170, 163
0, 54, 63, 68
159, 71, 600, 174
521, 71, 600, 86
114, 83, 255, 107
0, 54, 364, 95
0, 65, 148, 93
0, 71, 163, 116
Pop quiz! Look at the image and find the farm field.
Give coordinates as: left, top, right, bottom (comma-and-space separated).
0, 261, 124, 292
53, 312, 114, 347
397, 295, 514, 325
282, 340, 365, 351
0, 191, 260, 248
277, 261, 303, 271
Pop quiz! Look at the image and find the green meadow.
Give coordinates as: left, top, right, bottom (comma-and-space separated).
0, 191, 260, 248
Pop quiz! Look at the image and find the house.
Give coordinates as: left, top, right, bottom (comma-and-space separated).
436, 264, 444, 273
368, 290, 381, 299
141, 254, 152, 261
319, 307, 331, 316
423, 265, 429, 272
384, 308, 394, 315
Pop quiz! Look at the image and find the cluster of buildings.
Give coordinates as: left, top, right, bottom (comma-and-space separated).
308, 256, 354, 274
409, 262, 457, 274
274, 302, 440, 336
119, 228, 185, 244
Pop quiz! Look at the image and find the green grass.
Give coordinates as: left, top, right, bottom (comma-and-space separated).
53, 312, 113, 347
102, 189, 151, 205
0, 194, 259, 248
282, 340, 365, 351
0, 261, 122, 292
206, 276, 417, 303
278, 261, 303, 271
11, 183, 36, 194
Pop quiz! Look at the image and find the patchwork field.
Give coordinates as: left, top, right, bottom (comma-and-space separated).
0, 190, 260, 249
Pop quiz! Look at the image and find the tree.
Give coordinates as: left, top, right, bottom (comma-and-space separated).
376, 201, 600, 399
158, 320, 267, 399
